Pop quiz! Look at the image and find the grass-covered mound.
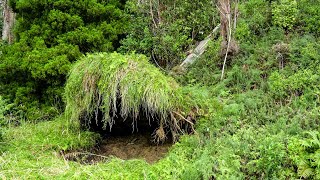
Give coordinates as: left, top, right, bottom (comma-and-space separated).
65, 52, 194, 142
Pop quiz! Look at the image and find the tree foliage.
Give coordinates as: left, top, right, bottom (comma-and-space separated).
272, 0, 298, 30
120, 0, 219, 68
0, 0, 129, 120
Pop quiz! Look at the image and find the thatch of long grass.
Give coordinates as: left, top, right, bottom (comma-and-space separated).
65, 52, 192, 142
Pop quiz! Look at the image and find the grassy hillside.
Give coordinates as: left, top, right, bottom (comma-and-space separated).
1, 0, 320, 179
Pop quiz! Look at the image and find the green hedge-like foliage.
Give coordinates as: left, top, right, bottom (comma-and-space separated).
0, 0, 128, 120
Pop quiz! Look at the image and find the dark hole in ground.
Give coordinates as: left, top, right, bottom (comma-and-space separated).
65, 107, 173, 164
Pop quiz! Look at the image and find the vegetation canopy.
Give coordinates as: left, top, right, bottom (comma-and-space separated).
65, 52, 194, 142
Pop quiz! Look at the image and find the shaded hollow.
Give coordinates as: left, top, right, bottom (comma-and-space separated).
76, 107, 173, 163
81, 104, 170, 140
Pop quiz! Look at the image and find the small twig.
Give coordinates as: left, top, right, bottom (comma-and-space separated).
172, 112, 198, 137
151, 50, 166, 71
157, 0, 162, 25
172, 111, 194, 125
64, 151, 110, 159
216, 4, 227, 19
170, 112, 183, 133
59, 151, 70, 168
233, 0, 239, 30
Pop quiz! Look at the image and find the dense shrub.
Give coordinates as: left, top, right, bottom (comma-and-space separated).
269, 69, 320, 101
0, 0, 129, 120
238, 0, 271, 37
272, 0, 298, 30
268, 35, 320, 102
297, 0, 320, 36
289, 35, 320, 69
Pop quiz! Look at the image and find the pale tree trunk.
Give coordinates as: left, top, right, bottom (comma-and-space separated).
219, 0, 230, 43
219, 0, 239, 80
178, 0, 239, 73
2, 0, 15, 43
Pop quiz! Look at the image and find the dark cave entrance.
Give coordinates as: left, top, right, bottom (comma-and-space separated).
82, 106, 170, 140
73, 106, 173, 164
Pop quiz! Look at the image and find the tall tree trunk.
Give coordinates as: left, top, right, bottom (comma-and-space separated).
2, 0, 15, 43
219, 0, 230, 43
219, 0, 239, 80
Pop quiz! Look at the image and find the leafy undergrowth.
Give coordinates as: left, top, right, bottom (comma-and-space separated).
1, 86, 319, 179
1, 33, 320, 180
0, 87, 219, 179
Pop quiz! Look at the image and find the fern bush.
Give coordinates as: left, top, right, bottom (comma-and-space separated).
298, 0, 320, 36
272, 0, 298, 30
289, 131, 320, 179
238, 0, 271, 36
269, 69, 320, 101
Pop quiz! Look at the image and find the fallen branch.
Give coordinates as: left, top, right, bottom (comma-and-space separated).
180, 24, 221, 68
62, 151, 110, 160
173, 111, 194, 126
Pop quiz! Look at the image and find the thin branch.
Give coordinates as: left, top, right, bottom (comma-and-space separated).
63, 151, 110, 159
157, 0, 162, 25
233, 0, 239, 30
172, 111, 194, 125
216, 4, 227, 19
149, 0, 158, 29
221, 11, 232, 80
220, 0, 239, 80
151, 50, 166, 71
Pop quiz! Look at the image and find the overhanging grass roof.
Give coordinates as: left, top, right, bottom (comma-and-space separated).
65, 52, 191, 141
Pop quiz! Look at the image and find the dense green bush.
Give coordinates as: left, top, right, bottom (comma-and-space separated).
272, 0, 298, 30
268, 35, 320, 102
269, 69, 320, 101
238, 0, 271, 37
289, 35, 320, 69
297, 0, 320, 36
0, 0, 129, 121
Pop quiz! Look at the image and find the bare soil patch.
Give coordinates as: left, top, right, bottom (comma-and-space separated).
63, 118, 173, 164
97, 133, 171, 163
